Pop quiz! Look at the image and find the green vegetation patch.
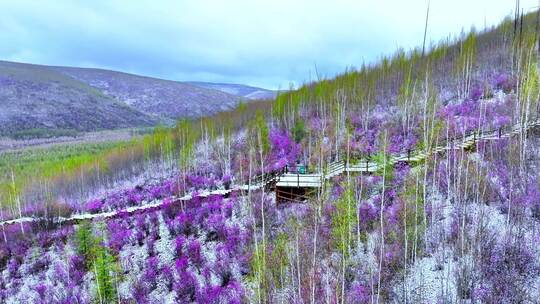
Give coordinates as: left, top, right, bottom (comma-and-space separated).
0, 141, 128, 207
5, 128, 80, 140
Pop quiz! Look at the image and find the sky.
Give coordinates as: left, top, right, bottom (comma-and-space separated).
0, 0, 538, 90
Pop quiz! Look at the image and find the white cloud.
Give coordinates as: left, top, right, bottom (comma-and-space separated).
0, 0, 536, 89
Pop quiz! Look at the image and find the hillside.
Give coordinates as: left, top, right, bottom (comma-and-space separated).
0, 61, 273, 138
54, 67, 245, 120
0, 61, 158, 137
1, 10, 540, 304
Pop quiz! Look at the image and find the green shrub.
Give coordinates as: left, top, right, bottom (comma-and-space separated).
332, 184, 357, 258
269, 233, 289, 289
6, 128, 79, 140
292, 119, 305, 143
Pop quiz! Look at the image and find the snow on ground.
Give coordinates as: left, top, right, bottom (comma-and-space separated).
397, 181, 540, 303
3, 243, 92, 304
395, 247, 458, 303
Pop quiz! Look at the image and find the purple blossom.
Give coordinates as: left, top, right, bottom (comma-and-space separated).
174, 270, 198, 302
132, 280, 149, 304
175, 257, 188, 274
354, 126, 379, 155
149, 185, 164, 200
142, 256, 160, 290
84, 199, 104, 213
206, 213, 226, 240
35, 283, 47, 300
493, 73, 515, 92
469, 85, 483, 101
478, 240, 539, 302
7, 258, 20, 278
175, 235, 186, 258
197, 285, 222, 303
222, 174, 232, 190
161, 265, 175, 291
107, 220, 131, 253
492, 114, 511, 128
349, 282, 371, 303
222, 200, 234, 218
147, 234, 156, 257
268, 128, 300, 171
69, 255, 86, 284
358, 202, 377, 232
176, 212, 194, 236
188, 239, 202, 266
127, 190, 144, 205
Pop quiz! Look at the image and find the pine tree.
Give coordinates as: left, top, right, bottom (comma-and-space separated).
74, 222, 95, 269
93, 243, 117, 304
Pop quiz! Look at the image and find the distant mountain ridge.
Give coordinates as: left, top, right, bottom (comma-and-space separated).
0, 60, 275, 138
0, 61, 158, 137
52, 66, 243, 120
187, 81, 277, 100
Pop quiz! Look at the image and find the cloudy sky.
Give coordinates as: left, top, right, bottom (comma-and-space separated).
0, 0, 537, 89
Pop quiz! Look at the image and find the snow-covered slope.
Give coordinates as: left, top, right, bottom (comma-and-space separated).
187, 81, 277, 100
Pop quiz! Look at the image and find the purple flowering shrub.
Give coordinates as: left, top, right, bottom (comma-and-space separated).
141, 193, 249, 302
528, 184, 540, 220
0, 187, 251, 303
78, 176, 184, 214
267, 128, 301, 171
358, 201, 378, 233
438, 89, 513, 138
435, 148, 500, 204
187, 174, 219, 190
146, 172, 236, 199
84, 199, 104, 213
474, 239, 539, 302
142, 256, 160, 290
0, 220, 98, 303
348, 281, 372, 303
388, 132, 418, 154
307, 163, 416, 301
9, 200, 73, 223
468, 84, 486, 102
473, 138, 540, 219
106, 219, 132, 253
352, 126, 379, 155
492, 72, 516, 93
69, 254, 86, 285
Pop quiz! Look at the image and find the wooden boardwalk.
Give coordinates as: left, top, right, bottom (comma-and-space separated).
0, 184, 265, 226
275, 118, 540, 188
1, 118, 539, 226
